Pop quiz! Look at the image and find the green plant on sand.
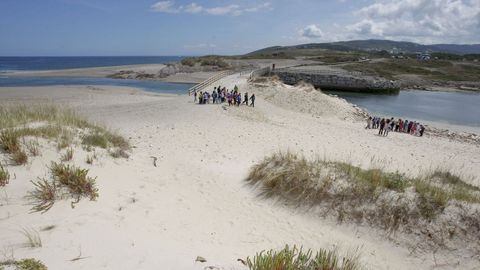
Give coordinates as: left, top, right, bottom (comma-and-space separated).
245, 245, 362, 270
0, 258, 48, 270
0, 163, 10, 187
28, 162, 98, 213
0, 104, 130, 158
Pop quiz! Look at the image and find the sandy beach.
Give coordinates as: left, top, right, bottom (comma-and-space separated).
1, 73, 480, 269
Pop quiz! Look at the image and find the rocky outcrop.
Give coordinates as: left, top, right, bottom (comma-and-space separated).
274, 69, 400, 93
108, 63, 230, 81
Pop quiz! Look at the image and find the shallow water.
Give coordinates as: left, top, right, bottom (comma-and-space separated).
0, 76, 193, 94
1, 75, 479, 127
325, 90, 480, 127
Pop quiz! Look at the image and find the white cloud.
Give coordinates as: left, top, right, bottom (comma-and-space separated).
151, 1, 177, 13
205, 4, 240, 15
184, 3, 203, 14
346, 0, 480, 43
300, 24, 324, 39
151, 1, 271, 16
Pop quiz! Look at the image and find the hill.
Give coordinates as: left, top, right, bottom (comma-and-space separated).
247, 39, 480, 56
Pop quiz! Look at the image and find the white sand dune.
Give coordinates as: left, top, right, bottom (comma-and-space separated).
0, 74, 479, 269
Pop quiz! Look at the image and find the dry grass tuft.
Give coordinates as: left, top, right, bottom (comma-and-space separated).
0, 163, 10, 187
11, 149, 28, 165
28, 162, 99, 213
20, 227, 42, 248
246, 245, 362, 270
247, 151, 480, 250
109, 148, 129, 159
86, 155, 94, 165
60, 147, 74, 162
25, 140, 41, 156
28, 179, 58, 213
0, 130, 20, 153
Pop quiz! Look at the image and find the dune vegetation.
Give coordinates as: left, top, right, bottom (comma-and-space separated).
0, 162, 9, 187
245, 245, 362, 270
0, 104, 128, 213
0, 258, 47, 270
28, 162, 99, 213
246, 151, 480, 251
0, 104, 130, 163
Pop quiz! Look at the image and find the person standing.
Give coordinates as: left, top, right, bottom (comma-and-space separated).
379, 118, 385, 136
250, 94, 256, 107
243, 92, 249, 106
236, 93, 241, 106
419, 125, 425, 137
384, 119, 391, 136
366, 117, 372, 129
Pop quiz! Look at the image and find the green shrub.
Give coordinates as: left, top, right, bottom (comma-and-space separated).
181, 57, 196, 67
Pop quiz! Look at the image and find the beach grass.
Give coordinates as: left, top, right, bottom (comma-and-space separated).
50, 162, 98, 201
0, 258, 47, 270
21, 227, 42, 248
11, 149, 28, 165
86, 155, 94, 165
25, 140, 40, 156
60, 147, 74, 162
0, 129, 21, 153
0, 163, 10, 187
246, 151, 480, 243
246, 245, 362, 270
0, 104, 130, 160
28, 162, 98, 213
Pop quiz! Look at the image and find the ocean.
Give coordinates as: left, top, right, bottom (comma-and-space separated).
0, 56, 184, 72
0, 56, 192, 94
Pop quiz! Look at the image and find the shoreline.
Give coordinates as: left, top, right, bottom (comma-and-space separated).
1, 63, 211, 84
1, 81, 478, 134
4, 65, 480, 94
1, 77, 480, 269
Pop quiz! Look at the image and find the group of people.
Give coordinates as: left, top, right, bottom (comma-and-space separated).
366, 116, 425, 137
194, 85, 256, 107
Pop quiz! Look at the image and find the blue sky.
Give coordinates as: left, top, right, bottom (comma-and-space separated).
1, 0, 479, 56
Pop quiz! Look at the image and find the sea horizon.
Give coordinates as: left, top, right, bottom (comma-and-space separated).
0, 56, 189, 72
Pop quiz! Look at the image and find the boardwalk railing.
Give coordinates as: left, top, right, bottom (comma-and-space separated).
188, 70, 236, 95
274, 68, 363, 77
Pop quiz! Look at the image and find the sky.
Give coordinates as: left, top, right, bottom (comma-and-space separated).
0, 0, 479, 56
